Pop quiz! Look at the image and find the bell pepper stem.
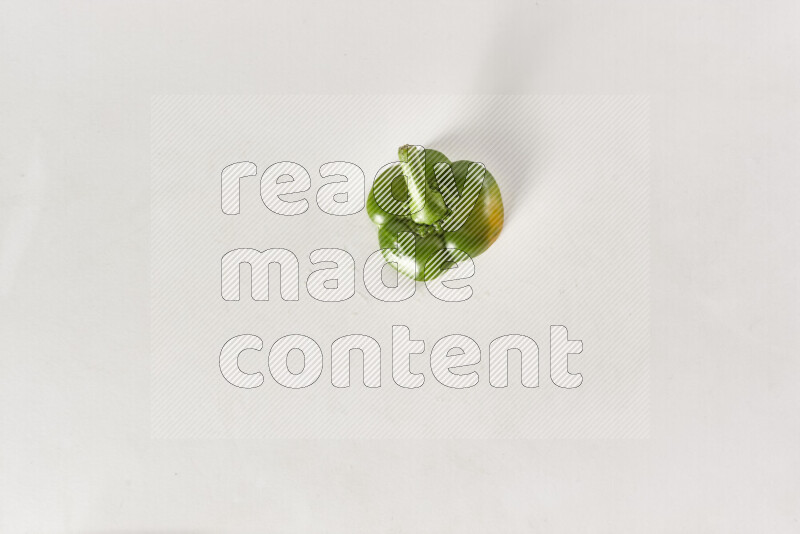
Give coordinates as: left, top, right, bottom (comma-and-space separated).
399, 145, 448, 226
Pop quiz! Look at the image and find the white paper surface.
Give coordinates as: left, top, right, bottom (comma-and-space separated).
1, 1, 798, 532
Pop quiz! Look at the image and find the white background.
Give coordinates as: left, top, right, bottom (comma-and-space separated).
1, 0, 798, 532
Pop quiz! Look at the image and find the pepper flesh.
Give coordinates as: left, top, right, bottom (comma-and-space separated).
367, 146, 504, 281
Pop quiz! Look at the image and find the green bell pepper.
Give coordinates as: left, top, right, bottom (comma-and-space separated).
367, 145, 504, 281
